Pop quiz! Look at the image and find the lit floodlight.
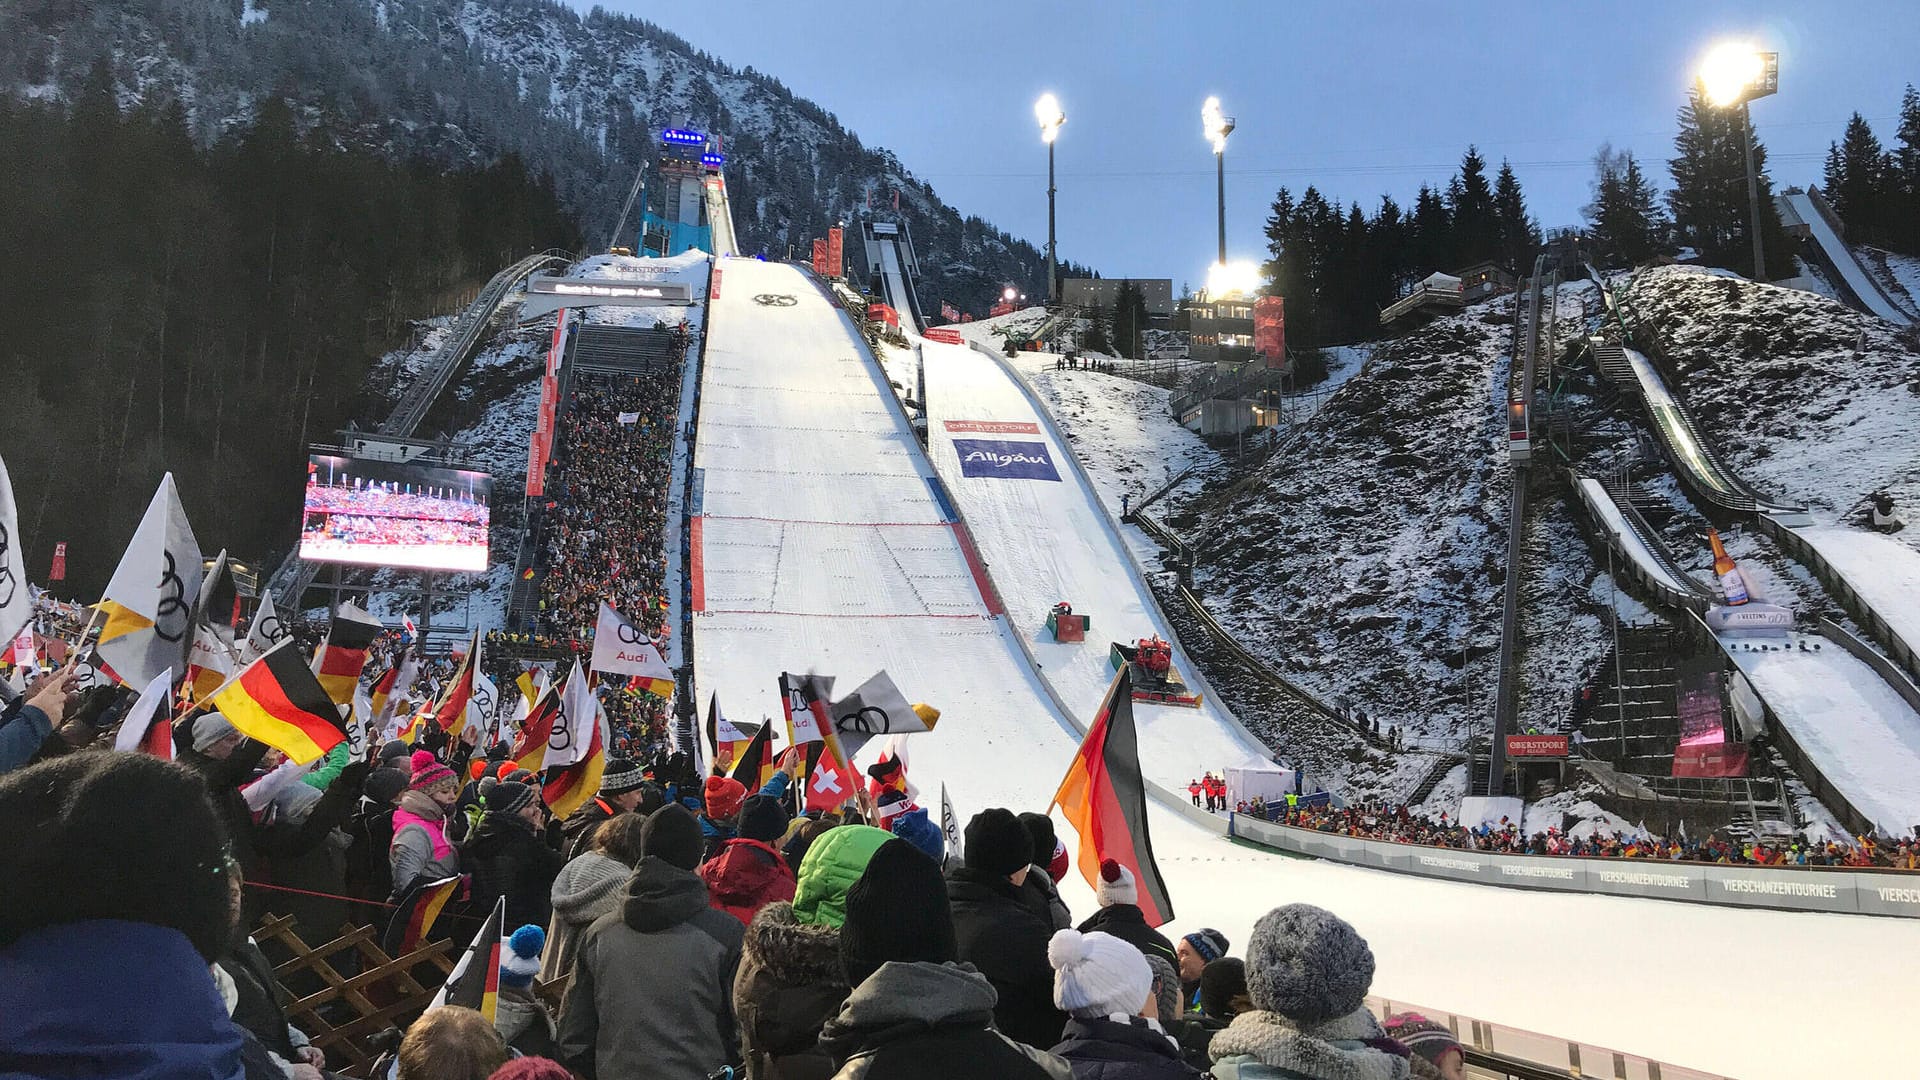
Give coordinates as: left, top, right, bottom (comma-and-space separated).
1205, 260, 1263, 300
1035, 93, 1066, 144
1699, 43, 1767, 107
1202, 96, 1236, 154
1003, 286, 1019, 302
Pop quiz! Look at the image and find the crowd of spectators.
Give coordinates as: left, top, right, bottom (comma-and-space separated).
1246, 798, 1920, 871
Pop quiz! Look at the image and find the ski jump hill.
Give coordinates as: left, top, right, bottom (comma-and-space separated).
681, 255, 1920, 1080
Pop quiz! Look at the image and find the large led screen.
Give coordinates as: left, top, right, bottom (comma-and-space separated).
300, 455, 491, 573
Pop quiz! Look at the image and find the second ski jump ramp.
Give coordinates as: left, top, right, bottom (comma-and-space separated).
1780, 189, 1913, 326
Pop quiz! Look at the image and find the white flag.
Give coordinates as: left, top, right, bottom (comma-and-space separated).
351, 683, 375, 758
830, 670, 931, 758
241, 591, 286, 663
9, 624, 35, 678
940, 783, 964, 864
0, 452, 30, 648
113, 667, 176, 754
96, 474, 203, 689
781, 672, 836, 744
545, 662, 598, 769
467, 671, 499, 738
589, 602, 674, 683
616, 411, 641, 425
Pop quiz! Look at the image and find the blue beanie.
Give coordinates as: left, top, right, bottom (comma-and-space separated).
501, 924, 545, 989
889, 806, 944, 864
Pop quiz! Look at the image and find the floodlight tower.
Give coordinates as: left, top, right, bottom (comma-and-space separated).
1036, 94, 1066, 304
1698, 44, 1780, 281
1203, 96, 1237, 266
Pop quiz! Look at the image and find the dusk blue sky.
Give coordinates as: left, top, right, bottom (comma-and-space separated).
578, 1, 1914, 284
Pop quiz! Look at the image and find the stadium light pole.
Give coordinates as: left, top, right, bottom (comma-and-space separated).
1699, 44, 1779, 281
1203, 96, 1236, 265
1036, 94, 1066, 306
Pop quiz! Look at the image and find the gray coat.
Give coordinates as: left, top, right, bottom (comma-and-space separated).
817, 961, 1073, 1080
1208, 1009, 1410, 1080
556, 855, 744, 1080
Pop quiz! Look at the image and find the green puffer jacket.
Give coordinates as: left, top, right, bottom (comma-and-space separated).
791, 825, 893, 928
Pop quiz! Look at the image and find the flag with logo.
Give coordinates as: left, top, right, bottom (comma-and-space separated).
940, 783, 964, 863
428, 629, 482, 733
208, 638, 350, 765
313, 603, 383, 709
829, 670, 936, 759
705, 694, 757, 776
370, 647, 416, 731
240, 590, 287, 663
782, 672, 858, 812
182, 553, 242, 701
0, 452, 31, 649
589, 603, 675, 696
95, 474, 203, 690
112, 667, 176, 758
431, 896, 505, 1022
1050, 665, 1174, 926
542, 662, 606, 820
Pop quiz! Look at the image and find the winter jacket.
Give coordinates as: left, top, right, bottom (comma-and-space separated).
389, 790, 459, 898
1076, 905, 1178, 969
817, 961, 1073, 1080
734, 900, 848, 1080
1051, 1015, 1202, 1080
542, 850, 632, 981
216, 938, 300, 1061
556, 855, 745, 1080
701, 837, 797, 925
496, 986, 559, 1059
181, 738, 271, 878
0, 703, 52, 774
946, 866, 1069, 1052
1208, 1008, 1411, 1080
0, 920, 263, 1080
344, 800, 398, 925
562, 796, 620, 859
463, 811, 568, 930
791, 824, 894, 929
1162, 1013, 1226, 1072
1021, 863, 1073, 930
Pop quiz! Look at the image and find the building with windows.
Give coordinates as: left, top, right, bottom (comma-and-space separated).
1061, 278, 1175, 326
1188, 295, 1256, 365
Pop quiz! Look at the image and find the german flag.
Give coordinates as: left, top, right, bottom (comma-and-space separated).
1050, 665, 1175, 926
208, 639, 349, 765
434, 896, 505, 1022
543, 704, 605, 821
507, 683, 562, 774
382, 874, 465, 957
313, 605, 384, 707
428, 630, 482, 733
729, 721, 776, 791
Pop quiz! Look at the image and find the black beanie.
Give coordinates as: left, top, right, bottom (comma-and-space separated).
1199, 957, 1249, 1020
641, 802, 706, 870
1018, 812, 1057, 870
364, 767, 409, 807
489, 780, 539, 817
378, 739, 411, 764
840, 838, 956, 986
963, 808, 1033, 877
737, 794, 790, 844
0, 754, 235, 961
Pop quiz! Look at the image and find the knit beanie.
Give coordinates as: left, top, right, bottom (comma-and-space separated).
365, 767, 409, 807
1049, 928, 1153, 1019
1096, 859, 1137, 907
495, 762, 520, 782
409, 750, 456, 791
488, 1057, 572, 1080
962, 808, 1032, 876
489, 781, 539, 817
1018, 812, 1058, 876
500, 925, 544, 989
1181, 927, 1229, 965
599, 757, 645, 797
737, 794, 789, 844
1244, 904, 1375, 1023
704, 775, 747, 821
0, 754, 234, 962
1144, 954, 1182, 1025
1384, 1013, 1462, 1074
839, 838, 956, 986
634, 782, 667, 816
191, 712, 239, 753
379, 739, 412, 765
1199, 957, 1248, 1020
888, 806, 944, 864
641, 802, 706, 871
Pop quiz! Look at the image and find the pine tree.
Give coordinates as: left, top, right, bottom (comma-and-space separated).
1409, 183, 1452, 276
1449, 146, 1498, 265
1111, 280, 1148, 360
1892, 84, 1920, 255
1667, 84, 1793, 279
1492, 159, 1539, 271
1824, 112, 1887, 243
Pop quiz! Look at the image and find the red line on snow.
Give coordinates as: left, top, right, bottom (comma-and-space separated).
948, 522, 1005, 616
690, 516, 706, 612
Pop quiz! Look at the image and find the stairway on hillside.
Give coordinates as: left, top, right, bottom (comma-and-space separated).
1578, 626, 1684, 774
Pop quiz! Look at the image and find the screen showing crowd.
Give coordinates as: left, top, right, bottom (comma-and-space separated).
300, 454, 492, 572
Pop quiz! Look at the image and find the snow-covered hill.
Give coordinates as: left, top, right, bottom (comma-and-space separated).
1, 0, 1067, 313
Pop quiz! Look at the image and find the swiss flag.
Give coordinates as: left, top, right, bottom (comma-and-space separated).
804, 745, 859, 813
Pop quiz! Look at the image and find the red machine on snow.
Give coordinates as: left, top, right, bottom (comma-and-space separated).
1109, 635, 1201, 707
1046, 601, 1088, 643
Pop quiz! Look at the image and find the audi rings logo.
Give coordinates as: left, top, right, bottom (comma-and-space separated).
615, 620, 646, 646
154, 552, 191, 643
472, 682, 495, 717
257, 614, 286, 644
754, 293, 797, 307
548, 700, 573, 752
835, 705, 900, 735
0, 523, 15, 608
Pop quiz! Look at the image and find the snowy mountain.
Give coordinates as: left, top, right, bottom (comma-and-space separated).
0, 0, 1069, 312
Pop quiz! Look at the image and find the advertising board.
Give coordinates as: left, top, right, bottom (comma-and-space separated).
301, 454, 491, 573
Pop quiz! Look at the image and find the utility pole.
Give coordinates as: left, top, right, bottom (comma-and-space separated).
1742, 102, 1766, 282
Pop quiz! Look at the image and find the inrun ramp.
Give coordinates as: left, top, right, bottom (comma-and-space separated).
1780, 189, 1914, 326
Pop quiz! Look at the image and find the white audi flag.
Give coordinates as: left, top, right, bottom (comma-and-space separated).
589, 602, 673, 681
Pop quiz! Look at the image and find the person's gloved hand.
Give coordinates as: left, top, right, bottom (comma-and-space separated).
333, 760, 371, 794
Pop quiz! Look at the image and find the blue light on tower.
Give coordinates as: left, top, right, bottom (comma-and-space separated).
701, 152, 725, 168
661, 128, 707, 146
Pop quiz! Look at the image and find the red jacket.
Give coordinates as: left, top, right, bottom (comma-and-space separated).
697, 837, 796, 925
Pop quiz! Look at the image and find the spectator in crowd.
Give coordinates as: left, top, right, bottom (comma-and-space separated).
557, 803, 744, 1080
1047, 928, 1199, 1080
1383, 1014, 1465, 1080
545, 812, 650, 981
463, 780, 568, 931
346, 765, 411, 919
181, 711, 272, 884
1076, 859, 1178, 969
391, 750, 463, 899
1199, 959, 1252, 1024
398, 1006, 510, 1080
733, 824, 892, 1080
1148, 955, 1216, 1072
562, 757, 650, 858
495, 926, 559, 1058
886, 805, 945, 866
701, 775, 749, 859
1207, 905, 1409, 1080
947, 808, 1069, 1052
0, 659, 79, 773
819, 837, 1070, 1080
701, 793, 796, 925
1174, 930, 1229, 1013
1019, 811, 1074, 930
0, 753, 262, 1080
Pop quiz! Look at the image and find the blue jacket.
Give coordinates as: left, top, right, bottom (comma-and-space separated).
0, 920, 250, 1080
0, 704, 52, 775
